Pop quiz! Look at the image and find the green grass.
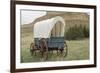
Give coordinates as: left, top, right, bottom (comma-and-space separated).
21, 38, 89, 63
65, 39, 89, 61
21, 24, 89, 63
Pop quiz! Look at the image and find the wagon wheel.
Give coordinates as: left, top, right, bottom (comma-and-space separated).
63, 41, 68, 57
30, 43, 35, 56
39, 38, 48, 61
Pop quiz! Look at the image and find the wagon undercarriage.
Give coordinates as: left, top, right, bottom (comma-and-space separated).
30, 37, 68, 60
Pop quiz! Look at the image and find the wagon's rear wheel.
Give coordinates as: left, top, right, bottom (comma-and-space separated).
63, 42, 68, 57
39, 38, 48, 61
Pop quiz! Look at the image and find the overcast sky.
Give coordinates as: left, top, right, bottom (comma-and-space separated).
21, 10, 89, 25
21, 10, 47, 25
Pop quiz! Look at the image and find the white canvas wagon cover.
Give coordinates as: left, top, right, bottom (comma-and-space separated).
34, 16, 65, 38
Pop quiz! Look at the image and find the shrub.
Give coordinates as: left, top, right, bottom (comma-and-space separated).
65, 24, 89, 40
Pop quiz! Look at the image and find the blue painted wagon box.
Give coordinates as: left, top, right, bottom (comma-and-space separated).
11, 1, 96, 72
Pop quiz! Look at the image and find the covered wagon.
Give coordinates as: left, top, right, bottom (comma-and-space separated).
30, 16, 68, 57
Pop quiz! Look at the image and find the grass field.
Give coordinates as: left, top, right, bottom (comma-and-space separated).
21, 23, 89, 63
21, 38, 89, 63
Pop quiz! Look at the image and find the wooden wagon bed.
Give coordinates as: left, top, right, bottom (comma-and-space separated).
32, 37, 68, 56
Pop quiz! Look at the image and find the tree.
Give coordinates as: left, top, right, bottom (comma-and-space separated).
65, 24, 89, 40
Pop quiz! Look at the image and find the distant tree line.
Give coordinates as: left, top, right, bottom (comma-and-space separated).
64, 24, 89, 40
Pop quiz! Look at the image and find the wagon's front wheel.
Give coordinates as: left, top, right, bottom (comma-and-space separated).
63, 42, 68, 57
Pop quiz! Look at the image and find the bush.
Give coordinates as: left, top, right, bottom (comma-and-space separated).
65, 24, 89, 40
